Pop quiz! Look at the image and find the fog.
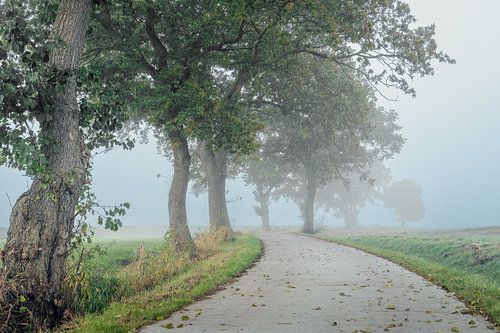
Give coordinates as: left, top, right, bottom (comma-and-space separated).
1, 0, 499, 230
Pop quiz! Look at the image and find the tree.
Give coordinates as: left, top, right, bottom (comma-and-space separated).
383, 179, 425, 227
91, 0, 452, 243
0, 0, 133, 329
0, 0, 93, 329
258, 56, 404, 233
89, 0, 268, 247
242, 146, 289, 231
317, 163, 392, 227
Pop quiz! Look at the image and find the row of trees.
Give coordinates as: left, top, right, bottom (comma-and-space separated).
247, 149, 426, 231
0, 0, 451, 330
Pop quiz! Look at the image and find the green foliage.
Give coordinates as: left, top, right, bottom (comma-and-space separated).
0, 0, 60, 174
88, 0, 264, 152
88, 0, 453, 161
78, 63, 135, 152
254, 56, 404, 207
0, 0, 134, 178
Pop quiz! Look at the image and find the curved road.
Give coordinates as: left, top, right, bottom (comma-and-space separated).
141, 232, 494, 333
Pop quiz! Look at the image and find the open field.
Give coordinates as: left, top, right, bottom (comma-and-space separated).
316, 227, 500, 323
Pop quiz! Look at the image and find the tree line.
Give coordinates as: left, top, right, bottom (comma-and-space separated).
0, 0, 451, 330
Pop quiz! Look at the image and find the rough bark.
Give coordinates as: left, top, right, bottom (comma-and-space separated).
303, 170, 317, 234
199, 140, 232, 232
168, 132, 195, 254
1, 0, 92, 329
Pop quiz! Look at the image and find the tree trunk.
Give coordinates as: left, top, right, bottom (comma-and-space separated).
168, 132, 195, 254
199, 140, 232, 232
345, 206, 358, 228
253, 184, 271, 231
303, 172, 317, 234
259, 197, 271, 231
1, 0, 92, 329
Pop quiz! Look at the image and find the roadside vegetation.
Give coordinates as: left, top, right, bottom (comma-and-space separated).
315, 228, 500, 323
59, 232, 261, 333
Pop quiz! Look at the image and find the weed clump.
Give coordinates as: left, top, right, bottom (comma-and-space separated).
116, 243, 191, 297
64, 228, 238, 319
195, 226, 234, 258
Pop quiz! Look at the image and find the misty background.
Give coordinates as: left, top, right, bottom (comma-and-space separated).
1, 0, 499, 229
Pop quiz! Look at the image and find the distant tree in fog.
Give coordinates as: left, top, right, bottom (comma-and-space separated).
317, 163, 392, 227
249, 56, 404, 233
383, 179, 426, 227
242, 148, 289, 231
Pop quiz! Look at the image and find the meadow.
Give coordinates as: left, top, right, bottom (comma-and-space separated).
316, 227, 500, 323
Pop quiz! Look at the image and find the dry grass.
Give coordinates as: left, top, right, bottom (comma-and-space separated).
115, 227, 235, 298
63, 234, 262, 333
194, 226, 234, 258
115, 244, 191, 298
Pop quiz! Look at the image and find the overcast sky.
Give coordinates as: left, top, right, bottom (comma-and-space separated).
1, 1, 499, 229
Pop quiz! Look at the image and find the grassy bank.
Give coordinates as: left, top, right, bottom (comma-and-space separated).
315, 231, 500, 323
63, 234, 262, 333
65, 239, 165, 314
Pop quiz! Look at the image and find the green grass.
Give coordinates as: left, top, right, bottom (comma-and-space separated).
0, 238, 163, 270
85, 239, 164, 273
62, 234, 262, 333
66, 239, 164, 314
314, 231, 500, 323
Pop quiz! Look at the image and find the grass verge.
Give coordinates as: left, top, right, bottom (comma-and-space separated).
63, 234, 262, 333
310, 233, 500, 324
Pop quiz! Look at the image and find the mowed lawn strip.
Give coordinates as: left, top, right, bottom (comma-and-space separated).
65, 235, 262, 333
311, 233, 500, 324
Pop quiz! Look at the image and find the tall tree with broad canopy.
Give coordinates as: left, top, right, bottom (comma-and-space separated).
89, 0, 270, 248
0, 0, 132, 329
89, 0, 452, 248
259, 56, 405, 233
0, 0, 92, 329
